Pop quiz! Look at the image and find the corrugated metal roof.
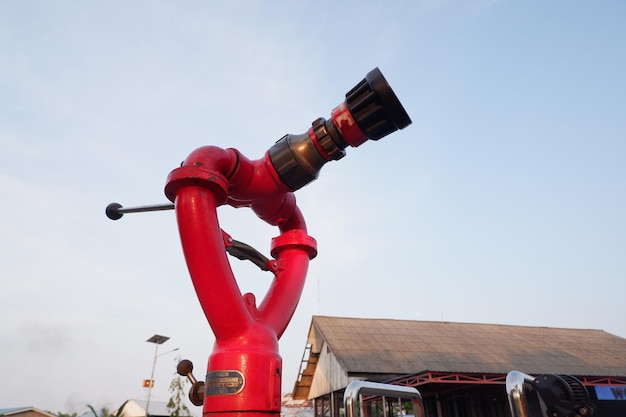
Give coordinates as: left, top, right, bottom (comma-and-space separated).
0, 409, 30, 416
311, 316, 626, 376
0, 408, 56, 417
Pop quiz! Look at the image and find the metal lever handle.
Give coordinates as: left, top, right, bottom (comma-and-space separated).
226, 239, 270, 271
177, 359, 204, 406
105, 202, 174, 220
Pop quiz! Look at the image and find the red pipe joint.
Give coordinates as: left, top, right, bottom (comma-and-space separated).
165, 145, 317, 417
165, 146, 235, 205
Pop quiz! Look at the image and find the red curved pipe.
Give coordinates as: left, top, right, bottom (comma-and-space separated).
165, 146, 317, 417
174, 186, 251, 339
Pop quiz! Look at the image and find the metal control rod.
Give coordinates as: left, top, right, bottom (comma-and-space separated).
105, 202, 174, 220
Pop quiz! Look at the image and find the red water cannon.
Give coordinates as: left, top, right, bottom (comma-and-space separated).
106, 68, 411, 417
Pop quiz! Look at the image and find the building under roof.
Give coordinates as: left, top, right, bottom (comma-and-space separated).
293, 316, 626, 417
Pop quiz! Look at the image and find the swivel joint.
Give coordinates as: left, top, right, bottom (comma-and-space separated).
165, 146, 237, 206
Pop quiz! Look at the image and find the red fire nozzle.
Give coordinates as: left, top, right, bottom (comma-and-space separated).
164, 67, 411, 417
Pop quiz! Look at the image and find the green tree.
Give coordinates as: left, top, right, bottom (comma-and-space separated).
167, 357, 191, 417
87, 405, 114, 417
54, 402, 127, 417
54, 412, 78, 417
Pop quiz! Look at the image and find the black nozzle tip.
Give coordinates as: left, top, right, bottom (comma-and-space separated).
106, 203, 123, 220
345, 67, 412, 140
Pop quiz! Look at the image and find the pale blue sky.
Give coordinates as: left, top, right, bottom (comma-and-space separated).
1, 0, 624, 414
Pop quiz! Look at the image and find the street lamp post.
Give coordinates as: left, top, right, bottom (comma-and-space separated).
145, 334, 174, 417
